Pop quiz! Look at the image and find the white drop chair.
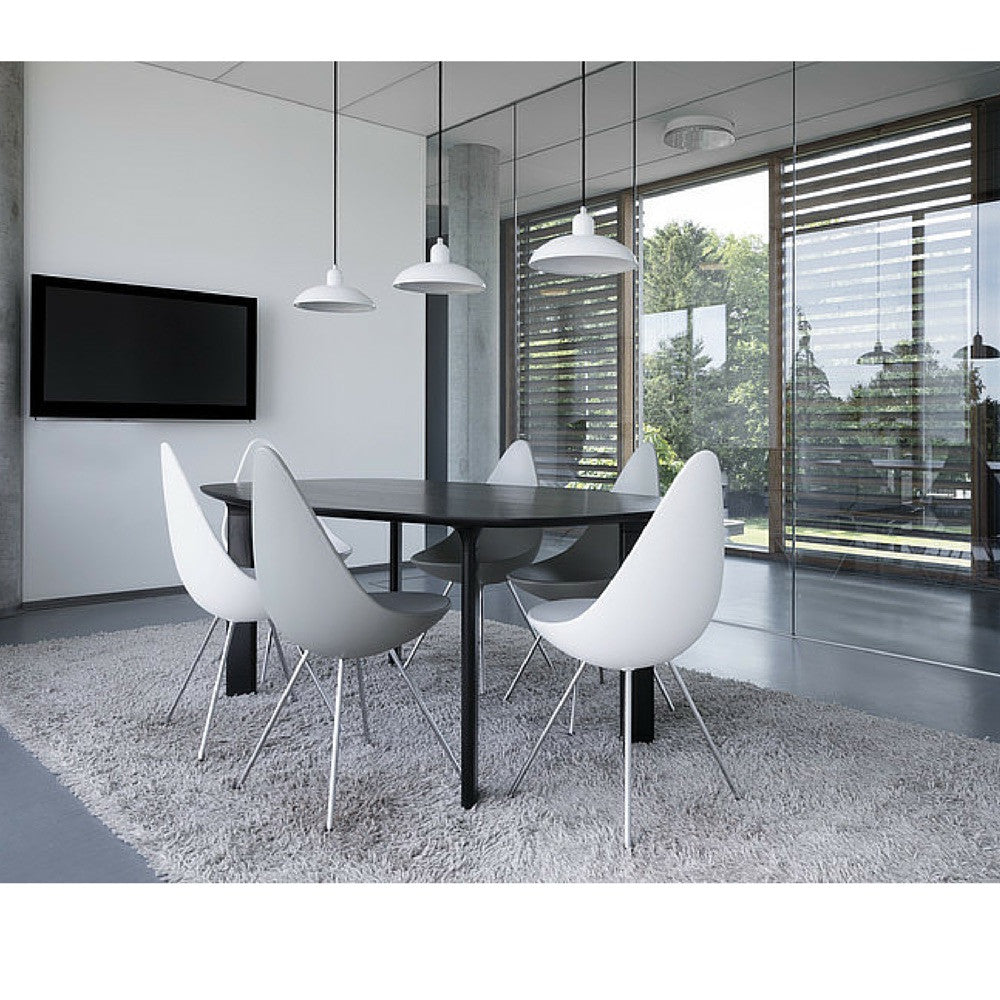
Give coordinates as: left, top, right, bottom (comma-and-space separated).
236, 444, 458, 831
509, 450, 741, 850
504, 441, 662, 704
408, 439, 543, 693
160, 443, 333, 761
226, 437, 354, 557
226, 437, 353, 686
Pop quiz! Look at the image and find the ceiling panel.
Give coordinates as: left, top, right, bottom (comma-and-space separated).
344, 63, 439, 135
141, 60, 1000, 217
339, 62, 433, 108
146, 61, 241, 81
220, 61, 334, 110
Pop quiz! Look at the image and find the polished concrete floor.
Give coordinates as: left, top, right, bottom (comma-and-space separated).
3, 552, 1000, 882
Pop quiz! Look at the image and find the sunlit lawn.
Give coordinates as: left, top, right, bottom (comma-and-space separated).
727, 516, 970, 568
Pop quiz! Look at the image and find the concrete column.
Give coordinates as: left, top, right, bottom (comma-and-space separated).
447, 143, 500, 483
0, 63, 23, 614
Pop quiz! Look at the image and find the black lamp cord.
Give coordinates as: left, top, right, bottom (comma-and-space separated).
438, 61, 444, 241
333, 61, 338, 267
580, 60, 586, 208
632, 61, 637, 254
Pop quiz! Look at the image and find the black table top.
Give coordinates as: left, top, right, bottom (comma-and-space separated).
201, 477, 660, 529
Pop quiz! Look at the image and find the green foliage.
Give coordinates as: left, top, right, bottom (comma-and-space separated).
641, 220, 770, 495
642, 423, 684, 492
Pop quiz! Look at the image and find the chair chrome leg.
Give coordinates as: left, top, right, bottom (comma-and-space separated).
503, 634, 540, 703
356, 659, 373, 745
302, 657, 335, 719
506, 580, 555, 671
667, 661, 741, 799
260, 623, 274, 686
267, 629, 298, 704
166, 616, 219, 723
478, 587, 485, 695
624, 670, 633, 851
567, 678, 578, 735
652, 666, 676, 712
510, 660, 587, 795
400, 581, 452, 672
325, 658, 347, 831
235, 649, 309, 788
266, 625, 292, 685
389, 649, 459, 774
197, 621, 233, 762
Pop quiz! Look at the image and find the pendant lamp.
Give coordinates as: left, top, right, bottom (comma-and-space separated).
856, 335, 895, 366
954, 198, 998, 359
294, 62, 375, 313
393, 63, 485, 296
529, 63, 638, 277
856, 224, 894, 365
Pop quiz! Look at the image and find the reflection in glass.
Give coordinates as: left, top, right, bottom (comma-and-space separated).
640, 169, 772, 550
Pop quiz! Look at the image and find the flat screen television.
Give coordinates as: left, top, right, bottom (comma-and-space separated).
30, 274, 257, 419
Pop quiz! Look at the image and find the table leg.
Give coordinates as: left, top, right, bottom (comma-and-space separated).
458, 526, 480, 808
388, 520, 402, 592
388, 521, 402, 661
619, 520, 653, 742
224, 504, 257, 696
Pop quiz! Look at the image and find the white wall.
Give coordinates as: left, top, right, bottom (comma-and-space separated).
22, 62, 426, 601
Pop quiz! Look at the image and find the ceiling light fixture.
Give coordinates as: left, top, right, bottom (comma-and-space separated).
393, 62, 486, 296
294, 62, 375, 313
663, 115, 736, 152
528, 63, 638, 277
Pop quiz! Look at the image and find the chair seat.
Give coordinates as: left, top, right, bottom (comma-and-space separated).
528, 597, 596, 629
411, 530, 540, 585
508, 562, 610, 601
371, 591, 451, 618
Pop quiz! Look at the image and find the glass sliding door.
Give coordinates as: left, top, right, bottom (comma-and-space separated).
639, 166, 792, 631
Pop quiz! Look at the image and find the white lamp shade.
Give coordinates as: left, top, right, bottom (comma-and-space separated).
393, 238, 486, 295
528, 207, 638, 276
293, 265, 375, 313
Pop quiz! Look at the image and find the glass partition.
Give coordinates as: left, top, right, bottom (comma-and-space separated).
790, 65, 1000, 671
494, 61, 1000, 667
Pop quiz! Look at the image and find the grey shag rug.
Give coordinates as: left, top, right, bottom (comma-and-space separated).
1, 612, 999, 882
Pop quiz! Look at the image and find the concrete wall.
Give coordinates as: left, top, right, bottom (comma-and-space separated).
22, 62, 426, 601
447, 143, 500, 483
0, 64, 23, 613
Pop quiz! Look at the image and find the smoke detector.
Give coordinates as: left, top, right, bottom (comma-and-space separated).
663, 115, 736, 151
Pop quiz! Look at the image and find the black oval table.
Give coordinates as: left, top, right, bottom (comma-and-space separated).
201, 477, 661, 809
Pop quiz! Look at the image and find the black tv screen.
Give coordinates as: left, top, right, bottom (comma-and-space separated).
30, 274, 257, 419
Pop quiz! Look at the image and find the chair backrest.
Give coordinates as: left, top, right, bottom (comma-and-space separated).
560, 450, 724, 670
479, 440, 541, 565
487, 439, 538, 487
160, 443, 260, 620
222, 437, 275, 546
612, 441, 660, 496
234, 437, 274, 482
554, 442, 661, 574
251, 444, 411, 657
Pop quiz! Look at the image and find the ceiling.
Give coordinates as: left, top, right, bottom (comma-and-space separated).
145, 61, 1000, 217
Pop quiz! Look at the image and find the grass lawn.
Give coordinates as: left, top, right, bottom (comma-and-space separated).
727, 516, 970, 569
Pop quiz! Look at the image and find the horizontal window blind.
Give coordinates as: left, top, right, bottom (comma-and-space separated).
515, 202, 621, 488
783, 115, 974, 574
